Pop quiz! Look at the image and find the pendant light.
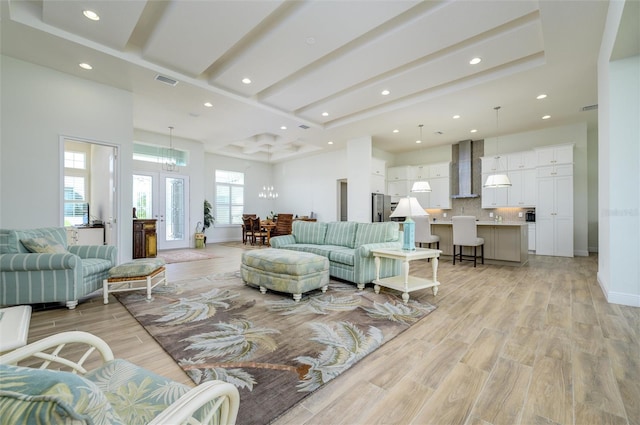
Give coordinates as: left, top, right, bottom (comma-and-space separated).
411, 124, 432, 193
162, 126, 178, 172
483, 106, 511, 188
258, 145, 279, 199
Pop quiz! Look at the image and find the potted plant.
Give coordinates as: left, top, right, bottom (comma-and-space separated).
203, 200, 215, 243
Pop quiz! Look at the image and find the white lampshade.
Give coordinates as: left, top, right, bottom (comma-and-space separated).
390, 197, 428, 218
411, 181, 432, 193
483, 174, 512, 188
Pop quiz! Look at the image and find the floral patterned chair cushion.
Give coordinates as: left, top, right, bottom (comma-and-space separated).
0, 360, 202, 425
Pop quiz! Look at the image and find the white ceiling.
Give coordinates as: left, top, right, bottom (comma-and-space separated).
0, 0, 623, 163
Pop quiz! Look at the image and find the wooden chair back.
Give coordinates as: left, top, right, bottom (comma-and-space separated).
273, 213, 293, 236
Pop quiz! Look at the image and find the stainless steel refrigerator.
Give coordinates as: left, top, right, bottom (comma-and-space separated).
372, 193, 392, 222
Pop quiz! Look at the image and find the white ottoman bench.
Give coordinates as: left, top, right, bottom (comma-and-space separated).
240, 249, 329, 301
103, 258, 166, 304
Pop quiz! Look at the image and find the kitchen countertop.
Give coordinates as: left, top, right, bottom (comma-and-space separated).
431, 221, 529, 226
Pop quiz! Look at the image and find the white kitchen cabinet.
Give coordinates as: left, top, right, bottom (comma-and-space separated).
387, 166, 411, 181
528, 223, 536, 251
535, 144, 573, 166
481, 156, 507, 173
481, 173, 509, 208
371, 157, 386, 194
428, 162, 450, 178
536, 171, 573, 257
426, 177, 451, 209
507, 151, 536, 170
387, 180, 410, 199
508, 168, 537, 207
410, 165, 428, 180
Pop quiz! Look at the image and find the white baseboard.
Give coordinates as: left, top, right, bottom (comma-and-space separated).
598, 273, 640, 307
574, 249, 589, 257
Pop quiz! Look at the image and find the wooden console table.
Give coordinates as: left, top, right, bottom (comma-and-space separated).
371, 247, 441, 304
133, 219, 157, 259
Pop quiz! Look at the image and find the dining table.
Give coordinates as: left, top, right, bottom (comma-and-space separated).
260, 220, 276, 245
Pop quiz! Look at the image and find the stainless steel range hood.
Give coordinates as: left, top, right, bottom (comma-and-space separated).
451, 139, 479, 198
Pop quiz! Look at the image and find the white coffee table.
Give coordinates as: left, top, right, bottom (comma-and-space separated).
371, 247, 442, 304
0, 305, 32, 352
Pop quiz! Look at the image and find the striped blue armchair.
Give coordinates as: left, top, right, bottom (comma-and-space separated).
0, 227, 117, 309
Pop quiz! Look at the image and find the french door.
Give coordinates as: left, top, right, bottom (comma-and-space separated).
133, 172, 190, 250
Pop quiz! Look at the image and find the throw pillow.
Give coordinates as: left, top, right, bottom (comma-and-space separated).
20, 237, 68, 254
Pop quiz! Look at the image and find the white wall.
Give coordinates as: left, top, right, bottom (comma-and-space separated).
347, 136, 373, 223
597, 0, 640, 307
0, 56, 134, 260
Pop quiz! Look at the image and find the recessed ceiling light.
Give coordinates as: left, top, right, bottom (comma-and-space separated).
416, 140, 422, 144
381, 89, 390, 96
204, 102, 213, 108
542, 115, 551, 120
306, 37, 316, 45
453, 115, 460, 119
328, 141, 333, 145
280, 126, 287, 130
78, 63, 93, 70
469, 57, 482, 65
470, 129, 478, 133
537, 94, 547, 100
83, 10, 100, 21
242, 77, 252, 84
393, 129, 399, 133
322, 112, 329, 117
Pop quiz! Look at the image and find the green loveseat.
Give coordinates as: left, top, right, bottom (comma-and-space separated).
0, 227, 117, 309
269, 221, 402, 289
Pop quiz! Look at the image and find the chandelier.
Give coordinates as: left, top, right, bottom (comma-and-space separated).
162, 126, 178, 172
258, 145, 278, 199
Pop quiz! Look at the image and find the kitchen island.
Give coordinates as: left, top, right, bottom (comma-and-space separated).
431, 221, 528, 266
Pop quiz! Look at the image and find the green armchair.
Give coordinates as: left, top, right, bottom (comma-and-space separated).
0, 227, 117, 309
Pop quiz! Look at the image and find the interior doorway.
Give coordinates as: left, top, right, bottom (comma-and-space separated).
133, 172, 190, 250
62, 137, 118, 248
338, 179, 348, 221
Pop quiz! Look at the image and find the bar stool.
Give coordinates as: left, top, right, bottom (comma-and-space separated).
452, 216, 484, 267
414, 215, 440, 249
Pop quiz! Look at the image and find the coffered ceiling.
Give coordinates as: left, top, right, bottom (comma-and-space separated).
0, 0, 616, 162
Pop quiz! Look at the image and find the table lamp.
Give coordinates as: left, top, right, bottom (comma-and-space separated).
389, 196, 428, 250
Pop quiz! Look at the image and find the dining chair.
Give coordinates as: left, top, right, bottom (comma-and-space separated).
249, 217, 267, 245
414, 215, 440, 249
452, 216, 484, 267
242, 217, 254, 245
272, 213, 293, 237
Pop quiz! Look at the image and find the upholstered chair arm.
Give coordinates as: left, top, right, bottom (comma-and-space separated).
148, 380, 240, 425
0, 252, 79, 271
68, 245, 117, 265
0, 331, 115, 374
269, 235, 296, 248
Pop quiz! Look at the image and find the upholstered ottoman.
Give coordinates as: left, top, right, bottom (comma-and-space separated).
241, 249, 329, 301
103, 258, 166, 304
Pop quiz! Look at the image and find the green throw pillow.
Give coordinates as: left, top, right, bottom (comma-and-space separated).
20, 237, 68, 254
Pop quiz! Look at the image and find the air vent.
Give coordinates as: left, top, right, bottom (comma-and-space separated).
155, 74, 179, 87
434, 131, 443, 135
299, 124, 310, 130
581, 104, 598, 112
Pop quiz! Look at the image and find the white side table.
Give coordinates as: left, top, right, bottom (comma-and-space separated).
0, 305, 32, 352
371, 247, 442, 304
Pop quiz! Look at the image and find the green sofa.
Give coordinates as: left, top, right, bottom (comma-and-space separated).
0, 227, 117, 309
269, 221, 402, 289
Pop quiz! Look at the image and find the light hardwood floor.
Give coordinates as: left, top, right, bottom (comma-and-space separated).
26, 244, 639, 425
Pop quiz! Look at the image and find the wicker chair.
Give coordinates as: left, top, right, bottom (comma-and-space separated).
0, 331, 239, 424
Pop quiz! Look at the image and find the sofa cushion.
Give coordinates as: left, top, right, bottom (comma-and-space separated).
4, 228, 68, 254
325, 222, 358, 248
0, 363, 123, 425
354, 222, 399, 246
83, 258, 115, 278
328, 247, 356, 266
292, 221, 327, 245
20, 237, 68, 254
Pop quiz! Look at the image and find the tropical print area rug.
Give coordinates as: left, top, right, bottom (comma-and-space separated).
116, 271, 436, 424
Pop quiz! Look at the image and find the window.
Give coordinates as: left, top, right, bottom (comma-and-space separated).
132, 174, 153, 219
215, 170, 244, 225
132, 142, 188, 166
64, 151, 89, 226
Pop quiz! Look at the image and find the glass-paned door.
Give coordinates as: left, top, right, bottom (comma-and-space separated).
133, 172, 190, 249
